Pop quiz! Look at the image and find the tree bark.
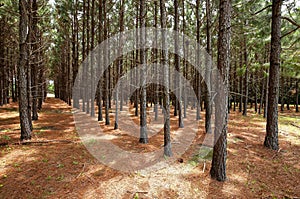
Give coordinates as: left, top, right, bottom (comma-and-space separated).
210, 0, 231, 182
160, 0, 172, 157
264, 0, 282, 151
296, 78, 299, 112
174, 0, 183, 128
205, 0, 212, 133
139, 0, 148, 143
19, 0, 32, 141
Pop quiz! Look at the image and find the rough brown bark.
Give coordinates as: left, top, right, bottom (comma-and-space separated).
19, 0, 32, 141
196, 0, 201, 121
31, 0, 38, 121
174, 0, 183, 128
115, 0, 125, 130
160, 0, 172, 157
210, 0, 231, 182
139, 0, 148, 143
205, 0, 212, 133
264, 0, 282, 151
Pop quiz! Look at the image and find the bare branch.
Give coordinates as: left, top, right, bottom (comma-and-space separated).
281, 27, 300, 39
252, 4, 272, 15
282, 16, 300, 28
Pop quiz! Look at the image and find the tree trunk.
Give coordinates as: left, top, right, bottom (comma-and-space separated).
210, 0, 231, 182
264, 67, 269, 118
296, 78, 299, 112
160, 0, 172, 157
243, 36, 248, 116
196, 0, 201, 121
115, 0, 125, 130
154, 0, 159, 121
104, 0, 110, 125
97, 0, 103, 121
174, 0, 183, 128
139, 0, 148, 143
90, 0, 95, 117
19, 0, 32, 141
264, 0, 282, 151
205, 0, 212, 133
259, 70, 265, 114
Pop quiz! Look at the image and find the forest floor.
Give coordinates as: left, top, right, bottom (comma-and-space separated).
0, 97, 300, 199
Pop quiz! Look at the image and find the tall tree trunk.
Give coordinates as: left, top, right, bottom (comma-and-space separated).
210, 0, 231, 182
259, 70, 265, 114
174, 0, 183, 128
205, 0, 212, 133
243, 36, 248, 116
19, 0, 32, 141
196, 0, 201, 121
134, 2, 139, 117
103, 0, 110, 125
160, 0, 172, 157
90, 0, 95, 117
82, 0, 86, 112
86, 0, 90, 114
97, 0, 103, 121
296, 78, 299, 112
154, 0, 159, 121
115, 0, 124, 129
264, 68, 269, 118
239, 53, 243, 113
264, 0, 282, 150
72, 0, 79, 109
182, 0, 187, 119
139, 0, 148, 143
31, 0, 38, 120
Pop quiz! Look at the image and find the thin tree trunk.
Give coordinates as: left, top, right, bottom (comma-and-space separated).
115, 0, 124, 129
160, 0, 172, 157
174, 0, 183, 128
264, 68, 269, 118
259, 70, 265, 114
205, 0, 212, 133
139, 0, 148, 143
31, 0, 38, 120
243, 36, 248, 116
90, 0, 95, 117
196, 0, 201, 121
104, 0, 110, 125
296, 78, 299, 112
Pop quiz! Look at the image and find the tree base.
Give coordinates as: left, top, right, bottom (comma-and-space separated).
264, 136, 279, 150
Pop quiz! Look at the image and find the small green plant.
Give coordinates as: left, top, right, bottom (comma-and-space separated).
283, 164, 289, 173
134, 193, 139, 199
2, 174, 7, 179
72, 161, 79, 165
2, 135, 11, 140
0, 129, 10, 133
0, 184, 3, 188
34, 131, 43, 136
56, 163, 64, 168
42, 158, 48, 163
56, 175, 64, 181
13, 163, 20, 168
46, 176, 52, 181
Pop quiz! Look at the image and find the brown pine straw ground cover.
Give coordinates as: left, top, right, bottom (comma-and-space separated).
0, 97, 300, 198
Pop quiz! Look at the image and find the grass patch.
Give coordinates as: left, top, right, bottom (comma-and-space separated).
189, 146, 213, 166
2, 135, 11, 140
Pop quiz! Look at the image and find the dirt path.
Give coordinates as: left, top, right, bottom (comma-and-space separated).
0, 98, 300, 198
